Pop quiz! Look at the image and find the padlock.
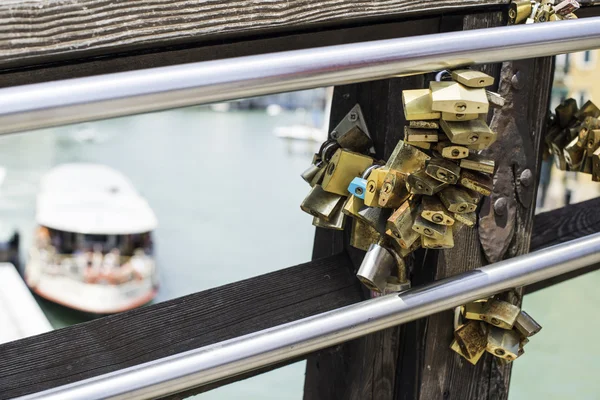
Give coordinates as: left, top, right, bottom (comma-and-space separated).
459, 154, 496, 174
409, 120, 440, 130
534, 3, 553, 22
404, 126, 439, 142
563, 136, 585, 169
439, 186, 477, 213
342, 194, 366, 220
554, 0, 580, 16
440, 119, 496, 147
425, 157, 461, 184
454, 320, 488, 365
350, 218, 382, 251
402, 89, 442, 121
459, 170, 493, 196
405, 141, 431, 150
514, 310, 542, 338
441, 112, 480, 121
412, 214, 447, 239
386, 200, 420, 249
356, 243, 395, 293
593, 146, 600, 182
321, 148, 374, 196
454, 211, 477, 227
301, 141, 339, 186
555, 98, 578, 128
486, 327, 520, 361
358, 206, 393, 235
486, 90, 506, 109
575, 100, 600, 121
386, 141, 431, 174
364, 167, 389, 207
481, 299, 521, 329
379, 170, 410, 208
463, 301, 487, 320
451, 69, 494, 88
422, 227, 454, 249
421, 195, 454, 225
407, 170, 448, 195
301, 185, 345, 221
330, 104, 373, 153
509, 0, 533, 24
435, 142, 470, 159
430, 81, 489, 114
312, 207, 345, 231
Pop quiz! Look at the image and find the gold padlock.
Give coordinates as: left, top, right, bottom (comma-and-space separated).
412, 214, 447, 239
486, 327, 520, 361
440, 119, 496, 147
425, 157, 461, 184
534, 3, 553, 22
422, 227, 454, 249
450, 69, 495, 88
454, 211, 477, 227
404, 126, 439, 142
386, 200, 420, 249
312, 208, 345, 231
459, 170, 493, 196
459, 154, 496, 174
575, 100, 600, 121
330, 104, 373, 153
301, 185, 344, 221
454, 320, 488, 365
321, 148, 373, 196
364, 167, 389, 207
435, 142, 469, 159
509, 0, 532, 25
342, 194, 365, 219
405, 141, 431, 150
409, 120, 440, 130
421, 195, 454, 225
555, 98, 578, 128
441, 112, 480, 121
430, 81, 489, 114
439, 186, 477, 213
482, 299, 521, 329
379, 170, 410, 208
463, 301, 487, 320
486, 90, 505, 109
350, 219, 381, 251
563, 136, 585, 169
402, 89, 442, 121
407, 170, 448, 196
386, 141, 431, 174
514, 310, 542, 338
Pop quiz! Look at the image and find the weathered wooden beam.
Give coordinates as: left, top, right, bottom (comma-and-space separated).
0, 253, 361, 400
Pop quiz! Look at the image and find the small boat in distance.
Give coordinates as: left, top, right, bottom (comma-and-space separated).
25, 163, 158, 314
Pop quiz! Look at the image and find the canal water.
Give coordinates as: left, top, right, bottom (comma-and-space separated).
0, 106, 597, 399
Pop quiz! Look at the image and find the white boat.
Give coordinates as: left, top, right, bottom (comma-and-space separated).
25, 164, 158, 314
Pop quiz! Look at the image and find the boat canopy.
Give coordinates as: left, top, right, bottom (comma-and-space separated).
36, 164, 157, 235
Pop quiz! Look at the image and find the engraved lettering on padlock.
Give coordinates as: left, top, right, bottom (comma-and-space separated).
459, 154, 496, 174
425, 157, 461, 184
435, 142, 469, 159
356, 243, 395, 293
575, 100, 600, 121
487, 326, 520, 361
486, 90, 506, 109
402, 89, 441, 121
407, 170, 448, 196
379, 170, 410, 208
409, 120, 440, 130
451, 69, 495, 88
412, 214, 447, 239
459, 170, 493, 196
441, 112, 480, 121
509, 0, 533, 24
300, 185, 344, 221
421, 195, 454, 225
331, 104, 373, 153
386, 200, 420, 249
440, 119, 496, 147
555, 98, 578, 128
563, 136, 585, 169
312, 206, 345, 231
482, 300, 521, 329
422, 227, 454, 249
454, 320, 488, 365
350, 218, 382, 251
404, 126, 439, 142
514, 310, 542, 338
321, 148, 373, 196
364, 167, 389, 207
454, 211, 477, 227
386, 141, 431, 174
430, 81, 489, 114
439, 186, 477, 213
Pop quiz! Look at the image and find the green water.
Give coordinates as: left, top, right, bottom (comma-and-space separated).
0, 107, 597, 399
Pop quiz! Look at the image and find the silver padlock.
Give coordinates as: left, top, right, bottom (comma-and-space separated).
356, 243, 396, 293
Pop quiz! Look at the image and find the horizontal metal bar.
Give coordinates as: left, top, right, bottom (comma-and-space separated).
20, 233, 600, 400
0, 18, 599, 136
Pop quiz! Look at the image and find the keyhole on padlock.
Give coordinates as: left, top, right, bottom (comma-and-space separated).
355, 187, 364, 195
491, 317, 501, 325
424, 228, 433, 236
393, 231, 401, 239
456, 114, 465, 119
383, 183, 392, 193
495, 349, 506, 356
451, 149, 460, 157
368, 183, 376, 193
468, 134, 479, 143
437, 171, 447, 180
455, 103, 467, 112
458, 205, 467, 212
417, 183, 424, 190
432, 214, 444, 223
327, 163, 336, 174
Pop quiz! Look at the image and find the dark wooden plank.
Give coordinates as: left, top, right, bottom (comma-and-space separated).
0, 0, 507, 71
0, 253, 361, 400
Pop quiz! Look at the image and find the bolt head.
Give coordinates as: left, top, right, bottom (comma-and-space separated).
494, 197, 508, 216
520, 169, 533, 187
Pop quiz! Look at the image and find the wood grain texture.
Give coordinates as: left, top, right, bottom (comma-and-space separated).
0, 253, 361, 400
0, 0, 507, 70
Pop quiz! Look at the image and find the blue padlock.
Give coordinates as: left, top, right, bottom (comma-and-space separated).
348, 177, 367, 199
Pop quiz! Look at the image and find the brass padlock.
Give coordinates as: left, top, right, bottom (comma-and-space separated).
358, 206, 393, 235
321, 148, 373, 195
486, 90, 506, 109
440, 119, 496, 147
459, 170, 493, 196
563, 136, 585, 169
405, 141, 431, 150
421, 195, 454, 225
364, 167, 389, 207
422, 227, 454, 249
454, 211, 477, 227
312, 208, 345, 231
379, 170, 410, 208
402, 89, 441, 121
454, 320, 488, 365
435, 142, 469, 159
330, 104, 373, 153
386, 141, 431, 174
407, 170, 448, 195
409, 120, 440, 130
514, 310, 542, 338
575, 100, 600, 121
509, 0, 533, 24
482, 299, 520, 329
555, 98, 578, 128
534, 3, 553, 22
441, 112, 480, 121
463, 301, 487, 320
350, 219, 381, 251
404, 126, 439, 142
425, 157, 461, 184
430, 81, 489, 115
439, 186, 477, 213
459, 154, 496, 174
356, 243, 395, 293
486, 327, 520, 361
451, 69, 494, 88
386, 200, 420, 249
412, 214, 447, 239
301, 185, 344, 221
342, 194, 365, 219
